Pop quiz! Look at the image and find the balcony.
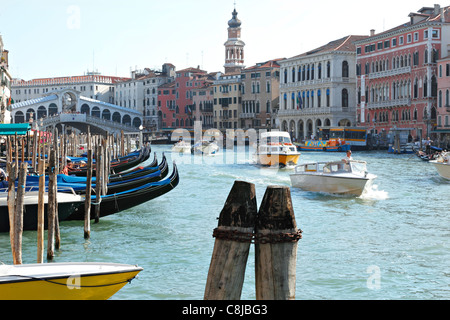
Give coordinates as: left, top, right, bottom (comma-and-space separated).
368, 98, 411, 109
368, 66, 411, 80
240, 112, 255, 119
277, 106, 355, 117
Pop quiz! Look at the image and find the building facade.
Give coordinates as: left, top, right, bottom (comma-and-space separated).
115, 63, 175, 132
12, 73, 128, 105
355, 5, 450, 142
192, 79, 215, 129
158, 81, 177, 131
174, 67, 209, 129
435, 55, 450, 146
241, 59, 282, 130
278, 35, 367, 141
213, 72, 242, 130
0, 35, 12, 123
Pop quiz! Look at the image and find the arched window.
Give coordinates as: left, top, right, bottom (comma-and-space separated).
431, 76, 437, 97
342, 89, 349, 108
80, 104, 90, 114
49, 103, 58, 116
14, 111, 25, 123
37, 106, 47, 119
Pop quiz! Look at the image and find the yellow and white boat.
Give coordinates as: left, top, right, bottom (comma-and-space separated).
0, 262, 143, 300
254, 131, 300, 167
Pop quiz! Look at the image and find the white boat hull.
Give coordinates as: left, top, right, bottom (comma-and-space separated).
290, 173, 371, 196
430, 161, 450, 180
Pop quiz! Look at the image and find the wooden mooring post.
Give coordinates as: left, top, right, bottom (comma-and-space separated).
204, 182, 302, 300
47, 149, 57, 260
204, 181, 257, 300
255, 186, 301, 300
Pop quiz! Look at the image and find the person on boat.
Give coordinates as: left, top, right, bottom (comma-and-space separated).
0, 167, 7, 181
342, 150, 353, 163
61, 159, 73, 175
425, 137, 433, 154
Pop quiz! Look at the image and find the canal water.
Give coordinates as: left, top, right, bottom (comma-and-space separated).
0, 145, 448, 300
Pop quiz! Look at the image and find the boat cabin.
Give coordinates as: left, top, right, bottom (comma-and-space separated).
294, 160, 368, 176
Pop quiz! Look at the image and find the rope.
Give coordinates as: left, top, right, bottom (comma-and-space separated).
7, 274, 138, 288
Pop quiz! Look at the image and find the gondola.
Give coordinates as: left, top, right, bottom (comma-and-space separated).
68, 146, 151, 177
66, 162, 179, 221
0, 189, 84, 233
21, 155, 170, 195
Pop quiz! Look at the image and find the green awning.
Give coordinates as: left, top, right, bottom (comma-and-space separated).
0, 123, 31, 136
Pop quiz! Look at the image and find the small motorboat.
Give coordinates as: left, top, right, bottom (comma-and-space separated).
171, 140, 191, 154
429, 151, 450, 180
290, 160, 376, 196
191, 139, 220, 156
254, 131, 300, 167
0, 262, 142, 300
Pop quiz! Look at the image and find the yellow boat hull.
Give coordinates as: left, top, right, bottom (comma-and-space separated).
258, 154, 300, 167
0, 263, 142, 300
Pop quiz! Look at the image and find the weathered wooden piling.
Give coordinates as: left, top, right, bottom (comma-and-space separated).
37, 158, 45, 263
10, 162, 27, 265
254, 186, 301, 300
204, 181, 257, 300
47, 150, 57, 260
84, 127, 93, 239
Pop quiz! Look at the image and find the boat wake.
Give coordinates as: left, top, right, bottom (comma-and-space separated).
359, 183, 388, 201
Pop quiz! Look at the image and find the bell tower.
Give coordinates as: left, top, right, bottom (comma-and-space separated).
224, 7, 245, 73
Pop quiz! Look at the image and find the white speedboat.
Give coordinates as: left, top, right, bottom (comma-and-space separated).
254, 131, 300, 167
0, 262, 142, 300
171, 140, 191, 154
429, 152, 450, 180
290, 160, 376, 196
191, 139, 220, 156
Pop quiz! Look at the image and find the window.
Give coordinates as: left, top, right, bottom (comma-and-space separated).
414, 32, 419, 41
342, 61, 349, 78
342, 89, 348, 108
392, 38, 397, 47
432, 29, 439, 38
399, 36, 404, 45
407, 34, 412, 43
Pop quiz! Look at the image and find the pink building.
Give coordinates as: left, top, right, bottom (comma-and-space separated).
355, 5, 450, 143
435, 55, 450, 147
158, 81, 176, 130
174, 67, 208, 128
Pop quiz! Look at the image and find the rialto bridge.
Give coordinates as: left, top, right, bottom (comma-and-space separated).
9, 89, 143, 135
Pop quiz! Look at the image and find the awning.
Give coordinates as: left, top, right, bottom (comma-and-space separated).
0, 123, 32, 136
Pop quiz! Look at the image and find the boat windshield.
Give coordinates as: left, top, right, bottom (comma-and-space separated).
350, 161, 367, 175
265, 136, 291, 144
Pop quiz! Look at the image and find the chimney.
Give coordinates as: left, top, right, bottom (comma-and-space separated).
434, 4, 440, 15
370, 29, 375, 37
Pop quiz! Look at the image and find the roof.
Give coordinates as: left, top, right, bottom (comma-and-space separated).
290, 35, 368, 59
244, 58, 284, 71
10, 94, 58, 110
0, 123, 31, 136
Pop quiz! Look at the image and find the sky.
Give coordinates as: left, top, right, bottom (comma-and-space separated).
0, 0, 444, 80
